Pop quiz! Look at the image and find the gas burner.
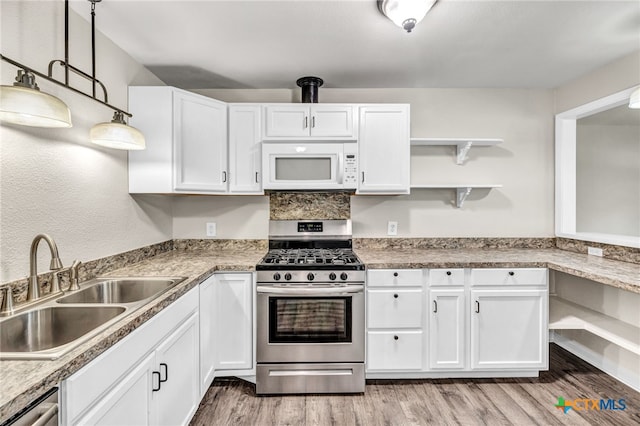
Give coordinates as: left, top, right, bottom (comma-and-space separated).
258, 248, 363, 270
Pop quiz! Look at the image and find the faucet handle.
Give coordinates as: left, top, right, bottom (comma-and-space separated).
69, 260, 82, 291
51, 270, 64, 295
1, 287, 14, 316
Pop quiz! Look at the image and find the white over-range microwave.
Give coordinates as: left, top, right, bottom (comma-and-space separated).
262, 142, 358, 190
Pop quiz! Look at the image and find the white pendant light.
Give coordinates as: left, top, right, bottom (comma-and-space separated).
629, 87, 640, 109
379, 0, 437, 33
90, 111, 145, 150
0, 70, 72, 128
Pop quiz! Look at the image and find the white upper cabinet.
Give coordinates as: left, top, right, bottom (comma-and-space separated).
173, 90, 228, 192
263, 104, 356, 139
129, 86, 228, 194
357, 105, 410, 194
228, 104, 263, 194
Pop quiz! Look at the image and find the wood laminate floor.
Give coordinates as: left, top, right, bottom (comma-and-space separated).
191, 345, 639, 425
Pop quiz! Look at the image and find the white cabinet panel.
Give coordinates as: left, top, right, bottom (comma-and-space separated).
367, 331, 423, 371
429, 268, 465, 286
263, 105, 356, 139
173, 90, 227, 192
470, 289, 548, 370
310, 105, 355, 137
429, 289, 466, 370
228, 104, 262, 194
215, 273, 253, 371
264, 105, 309, 137
367, 289, 423, 329
357, 105, 410, 194
367, 269, 423, 287
471, 268, 548, 286
75, 353, 154, 426
154, 313, 200, 426
199, 276, 216, 397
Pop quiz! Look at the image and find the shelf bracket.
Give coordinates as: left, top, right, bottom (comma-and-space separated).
456, 141, 473, 165
456, 187, 473, 208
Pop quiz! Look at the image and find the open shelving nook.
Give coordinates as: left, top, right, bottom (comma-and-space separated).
410, 138, 503, 165
409, 184, 503, 208
549, 296, 640, 356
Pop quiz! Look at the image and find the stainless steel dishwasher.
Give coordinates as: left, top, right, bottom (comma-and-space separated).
1, 388, 58, 426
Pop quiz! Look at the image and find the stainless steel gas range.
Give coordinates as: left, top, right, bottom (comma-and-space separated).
256, 219, 365, 395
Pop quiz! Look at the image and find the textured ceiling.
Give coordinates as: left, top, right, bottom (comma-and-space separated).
70, 0, 640, 90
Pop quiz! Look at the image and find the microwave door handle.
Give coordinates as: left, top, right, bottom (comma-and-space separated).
257, 285, 363, 295
337, 153, 344, 184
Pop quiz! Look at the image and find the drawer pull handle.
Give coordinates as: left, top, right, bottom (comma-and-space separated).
393, 272, 398, 277
160, 363, 168, 383
508, 271, 515, 276
475, 300, 480, 313
393, 293, 398, 299
393, 335, 399, 340
446, 271, 452, 276
433, 300, 438, 313
152, 371, 161, 392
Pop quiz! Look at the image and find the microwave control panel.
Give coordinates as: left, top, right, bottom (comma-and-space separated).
343, 144, 358, 188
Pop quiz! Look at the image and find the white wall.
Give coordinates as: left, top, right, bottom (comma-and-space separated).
174, 88, 555, 239
0, 1, 171, 283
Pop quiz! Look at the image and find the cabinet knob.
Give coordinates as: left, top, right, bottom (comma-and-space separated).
446, 271, 452, 276
508, 271, 515, 276
393, 272, 398, 277
393, 335, 399, 340
393, 293, 398, 299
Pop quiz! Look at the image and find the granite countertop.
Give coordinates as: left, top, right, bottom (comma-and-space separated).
356, 247, 640, 294
0, 247, 266, 424
2, 245, 638, 422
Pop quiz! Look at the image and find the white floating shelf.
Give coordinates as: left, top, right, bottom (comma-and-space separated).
410, 138, 503, 165
549, 296, 640, 356
409, 184, 503, 208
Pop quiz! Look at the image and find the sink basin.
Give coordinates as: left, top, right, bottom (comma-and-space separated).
0, 306, 125, 354
57, 278, 179, 304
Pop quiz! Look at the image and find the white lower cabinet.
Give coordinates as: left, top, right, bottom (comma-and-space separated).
429, 288, 466, 370
470, 289, 548, 370
199, 275, 217, 397
61, 287, 200, 426
366, 268, 548, 378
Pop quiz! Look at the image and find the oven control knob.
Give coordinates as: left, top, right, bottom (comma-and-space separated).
307, 273, 315, 281
284, 273, 292, 281
273, 273, 281, 281
329, 273, 337, 281
340, 272, 348, 281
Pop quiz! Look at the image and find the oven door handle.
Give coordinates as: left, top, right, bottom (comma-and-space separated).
257, 285, 363, 295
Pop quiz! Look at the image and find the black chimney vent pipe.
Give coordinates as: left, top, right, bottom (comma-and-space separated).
296, 76, 323, 103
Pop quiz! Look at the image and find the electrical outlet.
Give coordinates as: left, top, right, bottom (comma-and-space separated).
387, 221, 398, 236
206, 222, 217, 237
587, 246, 603, 257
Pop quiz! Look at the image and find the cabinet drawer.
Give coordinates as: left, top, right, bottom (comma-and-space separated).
367, 269, 423, 287
367, 289, 423, 328
429, 268, 465, 286
471, 268, 547, 286
367, 331, 423, 371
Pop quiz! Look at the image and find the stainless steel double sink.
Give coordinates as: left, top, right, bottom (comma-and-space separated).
0, 277, 186, 360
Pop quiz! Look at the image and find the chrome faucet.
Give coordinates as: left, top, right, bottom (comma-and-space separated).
28, 234, 63, 302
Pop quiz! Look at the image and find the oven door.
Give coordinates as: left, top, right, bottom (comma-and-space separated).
257, 285, 364, 363
262, 143, 345, 190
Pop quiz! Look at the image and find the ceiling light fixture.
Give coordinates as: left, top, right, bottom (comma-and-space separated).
0, 69, 72, 128
0, 0, 145, 150
90, 111, 145, 150
629, 87, 640, 109
378, 0, 437, 33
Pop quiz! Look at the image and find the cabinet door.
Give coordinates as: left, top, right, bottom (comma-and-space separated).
357, 105, 410, 194
470, 289, 548, 370
74, 353, 155, 426
153, 313, 200, 426
429, 289, 466, 370
310, 105, 355, 138
173, 90, 228, 192
199, 276, 216, 397
229, 105, 262, 194
215, 273, 253, 371
367, 289, 423, 328
264, 105, 309, 137
367, 331, 423, 371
